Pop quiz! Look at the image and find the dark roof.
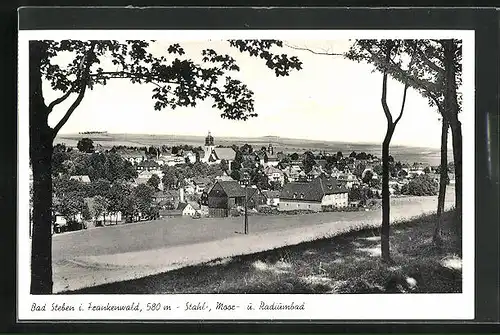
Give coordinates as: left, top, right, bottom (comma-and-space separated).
315, 159, 328, 169
177, 202, 189, 211
318, 176, 348, 194
280, 177, 347, 202
193, 176, 211, 185
213, 147, 236, 160
262, 190, 280, 198
138, 160, 159, 167
217, 180, 247, 197
245, 187, 261, 199
188, 201, 201, 210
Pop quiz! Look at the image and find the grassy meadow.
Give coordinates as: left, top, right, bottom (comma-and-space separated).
71, 211, 461, 294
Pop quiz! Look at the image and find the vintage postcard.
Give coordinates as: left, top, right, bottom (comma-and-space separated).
18, 29, 475, 321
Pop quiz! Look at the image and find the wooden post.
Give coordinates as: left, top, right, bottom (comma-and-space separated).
244, 185, 248, 235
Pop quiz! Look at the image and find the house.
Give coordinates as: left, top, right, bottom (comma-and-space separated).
70, 175, 91, 183
315, 159, 329, 171
193, 176, 212, 194
164, 155, 186, 166
183, 150, 197, 164
94, 212, 123, 226
53, 211, 84, 233
264, 166, 285, 186
134, 170, 164, 191
121, 151, 145, 165
183, 182, 196, 195
262, 190, 280, 207
207, 180, 247, 217
262, 144, 281, 167
176, 202, 197, 216
216, 174, 235, 182
245, 186, 267, 208
154, 190, 180, 209
278, 176, 349, 212
307, 166, 325, 181
332, 172, 359, 189
282, 165, 303, 182
159, 209, 183, 218
137, 160, 160, 171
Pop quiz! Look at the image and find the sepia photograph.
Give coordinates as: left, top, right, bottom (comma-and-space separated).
18, 28, 475, 321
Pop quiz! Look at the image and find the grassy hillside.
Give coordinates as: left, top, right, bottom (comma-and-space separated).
70, 211, 461, 294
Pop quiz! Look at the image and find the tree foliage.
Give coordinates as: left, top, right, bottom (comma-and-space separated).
147, 173, 161, 190
30, 38, 303, 294
76, 138, 95, 153
401, 174, 439, 196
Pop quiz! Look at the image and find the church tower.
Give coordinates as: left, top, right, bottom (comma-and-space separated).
268, 143, 274, 155
204, 131, 215, 162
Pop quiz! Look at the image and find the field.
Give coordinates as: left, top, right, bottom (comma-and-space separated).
73, 210, 461, 294
55, 132, 452, 166
52, 188, 455, 293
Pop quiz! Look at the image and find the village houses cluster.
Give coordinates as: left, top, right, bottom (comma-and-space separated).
29, 132, 453, 234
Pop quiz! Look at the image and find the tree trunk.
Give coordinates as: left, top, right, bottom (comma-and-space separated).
449, 116, 463, 224
443, 39, 462, 227
434, 116, 449, 246
381, 130, 393, 263
30, 41, 54, 294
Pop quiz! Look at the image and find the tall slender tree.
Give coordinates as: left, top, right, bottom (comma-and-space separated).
289, 39, 462, 246
29, 39, 301, 294
346, 40, 418, 262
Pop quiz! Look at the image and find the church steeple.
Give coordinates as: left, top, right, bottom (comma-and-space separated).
205, 131, 214, 146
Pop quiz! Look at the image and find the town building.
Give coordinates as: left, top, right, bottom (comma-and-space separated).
207, 180, 247, 217
201, 131, 235, 168
134, 170, 164, 191
69, 175, 91, 183
192, 176, 212, 194
278, 176, 349, 212
120, 151, 145, 165
331, 171, 359, 189
263, 144, 280, 167
264, 165, 285, 186
137, 160, 160, 171
176, 202, 198, 216
262, 190, 280, 207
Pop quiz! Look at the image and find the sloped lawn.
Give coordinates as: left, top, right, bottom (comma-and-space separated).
71, 211, 461, 294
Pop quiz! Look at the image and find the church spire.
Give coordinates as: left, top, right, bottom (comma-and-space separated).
205, 131, 214, 146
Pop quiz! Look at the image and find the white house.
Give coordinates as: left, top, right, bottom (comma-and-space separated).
264, 166, 285, 186
278, 176, 348, 212
262, 190, 280, 207
177, 202, 197, 216
70, 175, 91, 183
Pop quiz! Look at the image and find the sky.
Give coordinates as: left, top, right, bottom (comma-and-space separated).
45, 39, 452, 149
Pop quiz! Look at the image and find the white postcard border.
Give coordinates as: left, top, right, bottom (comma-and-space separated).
17, 29, 475, 321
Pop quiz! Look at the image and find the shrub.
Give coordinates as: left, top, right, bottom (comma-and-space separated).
401, 174, 438, 196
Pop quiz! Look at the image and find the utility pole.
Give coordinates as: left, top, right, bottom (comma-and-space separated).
244, 172, 249, 235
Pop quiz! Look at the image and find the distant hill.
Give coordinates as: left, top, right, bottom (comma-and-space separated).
55, 133, 452, 166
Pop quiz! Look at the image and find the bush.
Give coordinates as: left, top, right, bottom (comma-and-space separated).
401, 174, 438, 196
321, 205, 359, 212
229, 207, 241, 217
